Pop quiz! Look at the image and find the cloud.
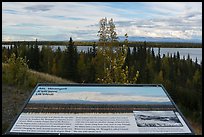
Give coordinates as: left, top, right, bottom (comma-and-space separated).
30, 91, 170, 103
3, 9, 17, 14
50, 16, 87, 21
2, 2, 202, 41
24, 4, 54, 12
114, 7, 202, 40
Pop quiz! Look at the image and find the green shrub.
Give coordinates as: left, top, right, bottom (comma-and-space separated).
3, 53, 29, 87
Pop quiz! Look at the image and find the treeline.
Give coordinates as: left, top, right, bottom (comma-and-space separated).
2, 41, 96, 47
2, 41, 202, 48
2, 38, 202, 125
24, 103, 175, 113
128, 41, 202, 48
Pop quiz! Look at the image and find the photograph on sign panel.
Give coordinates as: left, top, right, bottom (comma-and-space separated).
29, 86, 172, 105
22, 86, 175, 113
133, 111, 183, 127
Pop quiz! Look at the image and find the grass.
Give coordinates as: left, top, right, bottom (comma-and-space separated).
2, 62, 75, 87
28, 69, 75, 84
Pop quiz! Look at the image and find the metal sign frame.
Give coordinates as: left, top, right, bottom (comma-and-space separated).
5, 83, 195, 135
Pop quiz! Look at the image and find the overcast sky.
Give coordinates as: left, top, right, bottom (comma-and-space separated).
2, 2, 202, 41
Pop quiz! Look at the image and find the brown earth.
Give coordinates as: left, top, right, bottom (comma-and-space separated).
2, 84, 32, 134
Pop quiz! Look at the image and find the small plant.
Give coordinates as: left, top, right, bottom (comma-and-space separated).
3, 53, 29, 87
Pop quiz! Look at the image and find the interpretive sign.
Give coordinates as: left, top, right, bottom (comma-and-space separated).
6, 84, 194, 135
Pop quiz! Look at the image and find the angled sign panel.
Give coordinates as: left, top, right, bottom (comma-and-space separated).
5, 84, 194, 135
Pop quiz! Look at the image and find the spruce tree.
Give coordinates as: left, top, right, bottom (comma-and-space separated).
65, 37, 78, 81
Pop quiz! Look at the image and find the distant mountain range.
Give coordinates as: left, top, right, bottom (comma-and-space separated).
29, 99, 172, 105
117, 36, 202, 43
83, 36, 202, 43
